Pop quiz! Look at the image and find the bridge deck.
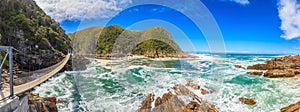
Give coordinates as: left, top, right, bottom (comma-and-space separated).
0, 53, 70, 102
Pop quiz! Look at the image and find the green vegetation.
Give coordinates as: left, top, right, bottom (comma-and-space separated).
70, 25, 183, 56
96, 25, 182, 56
97, 25, 125, 54
132, 39, 176, 55
0, 0, 71, 70
0, 0, 71, 54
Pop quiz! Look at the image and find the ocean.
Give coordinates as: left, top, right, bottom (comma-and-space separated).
34, 53, 300, 112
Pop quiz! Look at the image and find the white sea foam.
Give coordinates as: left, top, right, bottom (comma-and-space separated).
34, 54, 300, 112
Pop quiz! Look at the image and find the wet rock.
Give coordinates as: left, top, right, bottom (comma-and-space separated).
44, 97, 58, 112
280, 101, 300, 112
185, 80, 200, 90
247, 55, 300, 78
183, 101, 201, 112
154, 97, 162, 107
138, 83, 218, 112
138, 93, 155, 111
239, 97, 256, 105
247, 64, 268, 70
264, 69, 295, 78
152, 93, 185, 112
201, 89, 209, 95
161, 91, 172, 103
234, 65, 245, 69
27, 92, 58, 112
247, 72, 263, 76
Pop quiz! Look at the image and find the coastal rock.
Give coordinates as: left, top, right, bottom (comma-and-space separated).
264, 69, 295, 78
247, 64, 268, 70
185, 80, 201, 90
138, 82, 218, 112
234, 65, 245, 69
44, 97, 58, 112
154, 97, 162, 107
183, 101, 201, 112
152, 92, 185, 112
280, 101, 300, 112
201, 89, 209, 95
247, 72, 263, 76
247, 55, 300, 78
239, 97, 256, 105
27, 92, 58, 112
138, 93, 155, 111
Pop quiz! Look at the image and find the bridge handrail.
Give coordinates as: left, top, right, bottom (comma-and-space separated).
13, 53, 70, 95
20, 57, 66, 76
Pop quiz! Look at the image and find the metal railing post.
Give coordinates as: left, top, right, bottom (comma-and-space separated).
0, 67, 2, 89
9, 47, 14, 98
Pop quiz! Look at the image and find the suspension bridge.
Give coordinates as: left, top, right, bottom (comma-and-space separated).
0, 46, 70, 110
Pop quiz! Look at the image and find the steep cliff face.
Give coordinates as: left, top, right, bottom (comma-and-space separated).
0, 0, 71, 70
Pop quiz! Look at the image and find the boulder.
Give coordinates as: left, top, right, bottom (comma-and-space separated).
201, 89, 209, 95
234, 65, 245, 69
239, 97, 256, 105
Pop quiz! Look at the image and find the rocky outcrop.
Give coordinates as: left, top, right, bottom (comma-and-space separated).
281, 101, 300, 112
247, 64, 268, 70
247, 72, 263, 76
137, 80, 218, 112
264, 69, 296, 78
247, 56, 300, 78
239, 97, 256, 105
234, 65, 246, 69
27, 92, 58, 112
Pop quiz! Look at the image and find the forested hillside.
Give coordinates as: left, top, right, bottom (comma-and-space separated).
0, 0, 71, 70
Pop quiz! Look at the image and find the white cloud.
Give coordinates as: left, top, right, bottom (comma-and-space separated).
221, 0, 250, 5
278, 0, 300, 40
230, 0, 250, 5
34, 0, 132, 22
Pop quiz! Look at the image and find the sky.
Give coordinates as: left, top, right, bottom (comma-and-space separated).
34, 0, 300, 54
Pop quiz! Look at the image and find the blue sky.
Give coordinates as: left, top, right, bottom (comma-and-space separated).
36, 0, 300, 54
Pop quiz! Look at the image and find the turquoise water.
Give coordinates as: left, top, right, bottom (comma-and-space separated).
34, 54, 300, 112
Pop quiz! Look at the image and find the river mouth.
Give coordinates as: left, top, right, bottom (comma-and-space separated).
34, 53, 300, 112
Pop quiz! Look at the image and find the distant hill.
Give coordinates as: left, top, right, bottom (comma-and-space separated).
70, 25, 194, 58
0, 0, 71, 70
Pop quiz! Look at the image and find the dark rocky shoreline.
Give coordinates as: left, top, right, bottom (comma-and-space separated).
137, 80, 218, 112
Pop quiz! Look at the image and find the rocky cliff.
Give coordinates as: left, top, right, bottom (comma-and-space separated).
0, 0, 71, 71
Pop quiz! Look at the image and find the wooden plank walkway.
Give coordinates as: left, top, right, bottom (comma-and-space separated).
0, 53, 70, 101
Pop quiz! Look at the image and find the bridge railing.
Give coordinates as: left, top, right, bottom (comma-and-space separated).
0, 46, 14, 98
